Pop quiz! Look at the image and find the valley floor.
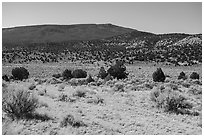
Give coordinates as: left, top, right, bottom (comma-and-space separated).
2, 62, 202, 135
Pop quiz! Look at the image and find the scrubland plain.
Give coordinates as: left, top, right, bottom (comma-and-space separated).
2, 62, 202, 135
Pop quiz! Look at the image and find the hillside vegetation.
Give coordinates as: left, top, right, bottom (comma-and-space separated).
2, 24, 202, 66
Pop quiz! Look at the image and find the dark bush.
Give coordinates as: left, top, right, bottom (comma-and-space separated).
9, 76, 14, 80
2, 75, 9, 82
86, 75, 95, 83
72, 69, 87, 78
107, 61, 128, 79
98, 67, 108, 79
178, 71, 187, 80
152, 68, 166, 82
12, 67, 29, 81
52, 73, 61, 79
190, 72, 199, 79
60, 114, 86, 128
62, 69, 72, 80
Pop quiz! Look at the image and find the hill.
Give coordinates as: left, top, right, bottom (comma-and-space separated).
2, 24, 202, 66
2, 24, 134, 44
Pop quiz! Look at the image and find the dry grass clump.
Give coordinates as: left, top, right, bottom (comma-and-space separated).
187, 85, 202, 96
180, 81, 191, 88
37, 86, 47, 96
38, 101, 49, 108
58, 93, 77, 102
113, 82, 125, 92
150, 84, 198, 115
2, 89, 39, 120
73, 86, 89, 98
189, 79, 202, 85
86, 94, 104, 104
60, 114, 86, 128
58, 83, 66, 91
28, 83, 36, 90
46, 77, 62, 84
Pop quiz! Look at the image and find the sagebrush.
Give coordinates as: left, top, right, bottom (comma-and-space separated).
2, 89, 39, 120
150, 85, 193, 114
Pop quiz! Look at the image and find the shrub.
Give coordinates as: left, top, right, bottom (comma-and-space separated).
28, 83, 36, 90
72, 69, 87, 78
113, 82, 125, 92
98, 67, 108, 79
86, 95, 104, 104
60, 114, 86, 128
2, 89, 39, 120
58, 93, 69, 102
9, 75, 14, 80
190, 72, 199, 79
58, 83, 66, 91
107, 61, 128, 79
86, 75, 95, 83
178, 71, 187, 80
52, 73, 61, 79
104, 74, 113, 84
187, 86, 202, 95
12, 67, 29, 81
62, 69, 72, 80
2, 75, 9, 82
73, 87, 87, 98
181, 81, 191, 88
150, 85, 193, 114
152, 68, 166, 82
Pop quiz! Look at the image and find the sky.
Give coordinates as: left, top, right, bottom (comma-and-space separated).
2, 2, 202, 34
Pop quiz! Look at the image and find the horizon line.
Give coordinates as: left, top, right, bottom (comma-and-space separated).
2, 23, 202, 35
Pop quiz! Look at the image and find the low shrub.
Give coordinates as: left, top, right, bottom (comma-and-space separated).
107, 60, 128, 79
38, 101, 49, 108
58, 93, 69, 102
113, 82, 125, 92
58, 83, 66, 91
181, 81, 191, 88
28, 83, 36, 90
2, 75, 9, 82
52, 73, 61, 79
98, 67, 108, 79
152, 68, 166, 82
104, 74, 113, 83
178, 71, 187, 80
86, 75, 95, 83
62, 69, 72, 80
60, 114, 86, 128
73, 87, 87, 98
2, 89, 39, 120
72, 69, 87, 78
86, 95, 104, 104
187, 85, 202, 95
150, 85, 193, 114
11, 67, 29, 81
190, 72, 199, 79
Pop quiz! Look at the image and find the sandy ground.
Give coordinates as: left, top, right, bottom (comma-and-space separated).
2, 62, 202, 135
